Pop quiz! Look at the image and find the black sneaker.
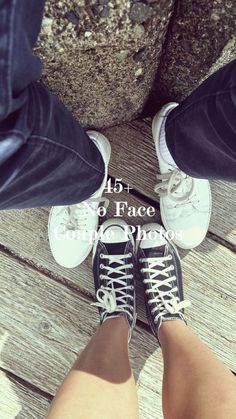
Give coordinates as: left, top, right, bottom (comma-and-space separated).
136, 223, 190, 344
92, 218, 136, 341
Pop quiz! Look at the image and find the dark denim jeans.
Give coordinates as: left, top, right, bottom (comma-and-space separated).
0, 1, 235, 211
166, 59, 236, 181
0, 0, 104, 209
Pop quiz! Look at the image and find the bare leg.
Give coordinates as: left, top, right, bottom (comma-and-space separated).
160, 321, 236, 419
47, 317, 138, 419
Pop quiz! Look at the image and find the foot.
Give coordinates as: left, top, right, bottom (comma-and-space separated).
152, 102, 212, 249
48, 131, 111, 268
92, 218, 136, 341
136, 223, 190, 345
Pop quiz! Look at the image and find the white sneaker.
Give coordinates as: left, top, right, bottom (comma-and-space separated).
48, 130, 111, 268
152, 102, 212, 249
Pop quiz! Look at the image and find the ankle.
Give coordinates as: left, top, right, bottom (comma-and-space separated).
159, 319, 187, 345
99, 316, 130, 338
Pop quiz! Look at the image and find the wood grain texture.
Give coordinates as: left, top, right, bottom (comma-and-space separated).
0, 253, 163, 419
0, 370, 50, 419
0, 119, 235, 418
0, 196, 235, 374
103, 119, 236, 246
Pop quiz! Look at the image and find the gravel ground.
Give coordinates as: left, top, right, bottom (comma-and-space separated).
36, 0, 173, 127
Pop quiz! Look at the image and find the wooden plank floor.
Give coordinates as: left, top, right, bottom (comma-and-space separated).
0, 120, 235, 419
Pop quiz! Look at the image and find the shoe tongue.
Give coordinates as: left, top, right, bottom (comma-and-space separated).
102, 225, 128, 244
142, 244, 166, 258
140, 232, 167, 250
173, 172, 193, 199
104, 241, 127, 255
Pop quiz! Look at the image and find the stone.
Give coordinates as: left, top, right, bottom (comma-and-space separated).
41, 17, 53, 36
65, 10, 80, 25
91, 5, 102, 16
130, 2, 153, 24
133, 47, 146, 61
135, 68, 143, 77
84, 31, 92, 38
133, 24, 146, 38
115, 50, 130, 61
100, 6, 109, 18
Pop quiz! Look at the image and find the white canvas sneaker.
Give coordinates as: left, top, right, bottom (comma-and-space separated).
152, 102, 212, 249
48, 130, 111, 268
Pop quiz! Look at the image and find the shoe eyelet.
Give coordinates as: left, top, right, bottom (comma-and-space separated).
141, 268, 144, 273
168, 255, 172, 260
129, 263, 134, 268
99, 274, 104, 280
154, 319, 158, 324
100, 264, 104, 269
145, 290, 149, 294
148, 301, 152, 306
128, 252, 132, 257
170, 264, 174, 270
100, 254, 104, 259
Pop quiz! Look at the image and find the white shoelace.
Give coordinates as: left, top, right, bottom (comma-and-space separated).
92, 253, 134, 321
140, 255, 190, 323
60, 197, 109, 231
155, 169, 199, 207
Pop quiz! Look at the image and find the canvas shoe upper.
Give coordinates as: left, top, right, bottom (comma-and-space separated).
152, 102, 212, 249
137, 223, 190, 345
48, 130, 111, 268
92, 219, 136, 341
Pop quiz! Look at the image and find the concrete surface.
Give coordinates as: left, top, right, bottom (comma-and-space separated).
36, 0, 236, 127
36, 0, 174, 128
144, 0, 236, 114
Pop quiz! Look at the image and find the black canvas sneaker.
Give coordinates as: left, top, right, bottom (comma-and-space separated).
136, 223, 190, 344
92, 218, 136, 341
